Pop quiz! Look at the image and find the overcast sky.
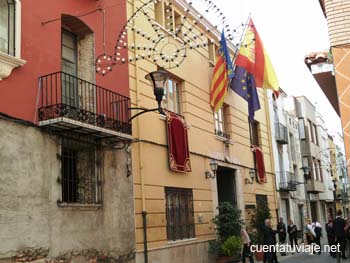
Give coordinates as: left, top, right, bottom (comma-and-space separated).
213, 0, 343, 136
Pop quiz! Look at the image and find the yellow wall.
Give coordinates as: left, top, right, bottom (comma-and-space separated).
127, 0, 278, 255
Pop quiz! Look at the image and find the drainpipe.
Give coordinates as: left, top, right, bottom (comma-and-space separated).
264, 91, 279, 225
142, 211, 148, 263
131, 0, 148, 262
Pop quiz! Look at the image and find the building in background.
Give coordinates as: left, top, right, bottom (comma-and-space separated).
295, 96, 326, 223
317, 114, 336, 221
335, 142, 350, 217
311, 0, 350, 176
268, 90, 306, 231
127, 0, 278, 262
0, 0, 135, 262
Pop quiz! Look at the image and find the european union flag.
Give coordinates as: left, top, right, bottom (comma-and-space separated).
230, 65, 261, 121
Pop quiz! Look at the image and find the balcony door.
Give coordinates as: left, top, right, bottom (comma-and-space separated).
61, 29, 78, 107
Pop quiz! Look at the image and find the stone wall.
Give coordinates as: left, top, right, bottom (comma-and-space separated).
0, 117, 135, 262
135, 241, 214, 263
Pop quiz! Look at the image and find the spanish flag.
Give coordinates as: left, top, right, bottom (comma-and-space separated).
210, 30, 234, 112
236, 18, 279, 97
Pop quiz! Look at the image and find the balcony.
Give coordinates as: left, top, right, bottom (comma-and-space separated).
275, 123, 288, 144
278, 171, 298, 192
306, 179, 325, 193
37, 72, 132, 143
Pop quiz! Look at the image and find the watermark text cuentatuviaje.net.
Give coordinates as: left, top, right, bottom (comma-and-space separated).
250, 244, 341, 254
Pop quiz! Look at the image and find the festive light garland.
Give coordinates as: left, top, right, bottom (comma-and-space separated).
95, 0, 251, 75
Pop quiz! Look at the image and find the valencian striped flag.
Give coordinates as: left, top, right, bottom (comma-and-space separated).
234, 18, 279, 97
210, 30, 234, 112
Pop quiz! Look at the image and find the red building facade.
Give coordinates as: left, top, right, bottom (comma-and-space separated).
0, 1, 135, 262
0, 0, 129, 123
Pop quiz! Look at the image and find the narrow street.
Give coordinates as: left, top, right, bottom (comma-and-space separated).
281, 252, 344, 263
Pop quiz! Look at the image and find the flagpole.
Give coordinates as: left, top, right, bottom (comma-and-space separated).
231, 12, 251, 66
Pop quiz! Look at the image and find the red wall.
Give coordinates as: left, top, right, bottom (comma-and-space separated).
0, 0, 129, 123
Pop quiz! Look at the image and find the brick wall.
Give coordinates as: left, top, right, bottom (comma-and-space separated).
325, 0, 350, 46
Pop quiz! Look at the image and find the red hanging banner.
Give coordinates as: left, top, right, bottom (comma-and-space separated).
253, 145, 266, 183
165, 111, 191, 173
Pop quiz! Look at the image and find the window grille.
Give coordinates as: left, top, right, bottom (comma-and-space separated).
165, 187, 195, 241
60, 139, 102, 204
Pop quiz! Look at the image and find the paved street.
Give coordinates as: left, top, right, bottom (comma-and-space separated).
279, 252, 346, 263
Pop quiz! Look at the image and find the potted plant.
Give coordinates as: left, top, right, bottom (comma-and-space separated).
250, 202, 271, 261
210, 202, 244, 263
220, 236, 242, 263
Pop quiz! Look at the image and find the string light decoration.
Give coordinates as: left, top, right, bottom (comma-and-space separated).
95, 0, 250, 76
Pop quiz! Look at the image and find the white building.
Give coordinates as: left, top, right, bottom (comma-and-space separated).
269, 91, 306, 231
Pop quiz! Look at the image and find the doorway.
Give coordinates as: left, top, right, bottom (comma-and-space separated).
310, 202, 318, 221
280, 199, 290, 224
216, 166, 237, 206
298, 205, 304, 229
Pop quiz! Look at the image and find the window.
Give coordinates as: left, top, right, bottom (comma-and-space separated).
0, 0, 25, 80
289, 132, 296, 161
0, 0, 15, 55
318, 159, 323, 182
307, 119, 314, 143
208, 39, 216, 66
165, 187, 195, 241
163, 78, 181, 114
256, 194, 268, 209
251, 120, 260, 147
174, 10, 182, 38
154, 0, 182, 35
214, 104, 229, 139
313, 124, 318, 145
312, 157, 319, 181
62, 29, 77, 76
60, 140, 102, 204
61, 29, 78, 106
298, 118, 306, 140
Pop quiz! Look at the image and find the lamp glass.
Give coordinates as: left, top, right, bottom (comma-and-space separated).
249, 169, 255, 180
145, 70, 170, 91
210, 159, 218, 173
301, 166, 310, 175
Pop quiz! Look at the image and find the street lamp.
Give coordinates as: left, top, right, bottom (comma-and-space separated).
129, 70, 171, 122
205, 159, 218, 179
301, 166, 311, 219
245, 169, 256, 184
145, 70, 170, 114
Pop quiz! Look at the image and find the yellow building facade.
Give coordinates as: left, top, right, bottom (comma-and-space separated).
127, 0, 278, 262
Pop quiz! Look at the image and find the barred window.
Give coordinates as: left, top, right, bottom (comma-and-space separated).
165, 187, 195, 241
60, 140, 102, 205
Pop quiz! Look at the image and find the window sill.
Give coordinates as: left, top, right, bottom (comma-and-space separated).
0, 52, 26, 80
215, 135, 234, 145
167, 238, 197, 246
57, 202, 102, 210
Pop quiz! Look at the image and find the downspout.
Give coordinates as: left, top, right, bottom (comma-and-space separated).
264, 90, 279, 224
131, 0, 148, 262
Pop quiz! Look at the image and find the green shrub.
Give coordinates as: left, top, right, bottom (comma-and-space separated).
212, 202, 244, 243
250, 202, 271, 245
209, 202, 244, 256
221, 236, 242, 257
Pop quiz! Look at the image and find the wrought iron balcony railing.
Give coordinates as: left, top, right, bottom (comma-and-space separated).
275, 123, 288, 144
38, 72, 131, 135
278, 171, 298, 191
